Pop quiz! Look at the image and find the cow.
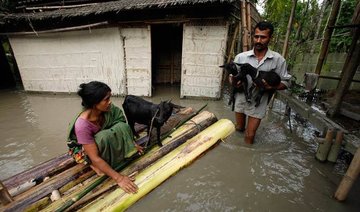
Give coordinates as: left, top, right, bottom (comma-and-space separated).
122, 95, 175, 147
220, 61, 281, 109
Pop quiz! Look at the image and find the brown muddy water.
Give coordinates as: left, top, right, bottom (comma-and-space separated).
0, 85, 359, 212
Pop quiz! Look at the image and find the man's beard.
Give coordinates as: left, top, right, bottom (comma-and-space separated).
254, 43, 266, 50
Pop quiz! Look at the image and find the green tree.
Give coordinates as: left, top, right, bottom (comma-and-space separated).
330, 0, 357, 52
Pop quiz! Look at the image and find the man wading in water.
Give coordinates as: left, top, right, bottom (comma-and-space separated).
229, 21, 291, 144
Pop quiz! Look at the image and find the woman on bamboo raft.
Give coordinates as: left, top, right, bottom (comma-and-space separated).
67, 81, 143, 194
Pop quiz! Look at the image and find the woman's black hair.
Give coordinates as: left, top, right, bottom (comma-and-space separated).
77, 81, 111, 109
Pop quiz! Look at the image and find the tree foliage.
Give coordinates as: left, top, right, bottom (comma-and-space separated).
330, 0, 357, 52
260, 0, 357, 59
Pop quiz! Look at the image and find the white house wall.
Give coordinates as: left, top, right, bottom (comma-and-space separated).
121, 26, 152, 96
9, 28, 126, 95
181, 23, 228, 98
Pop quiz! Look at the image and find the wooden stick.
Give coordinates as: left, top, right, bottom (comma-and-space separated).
0, 22, 108, 36
334, 147, 360, 201
0, 181, 13, 205
241, 1, 249, 51
327, 131, 344, 162
315, 129, 334, 162
25, 3, 98, 10
3, 164, 88, 212
2, 154, 75, 193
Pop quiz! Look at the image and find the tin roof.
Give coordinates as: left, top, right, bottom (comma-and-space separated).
2, 0, 237, 21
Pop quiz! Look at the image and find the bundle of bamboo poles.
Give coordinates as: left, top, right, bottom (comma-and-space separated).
1, 106, 235, 212
80, 119, 235, 211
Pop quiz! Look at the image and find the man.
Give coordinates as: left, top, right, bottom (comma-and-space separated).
229, 21, 291, 144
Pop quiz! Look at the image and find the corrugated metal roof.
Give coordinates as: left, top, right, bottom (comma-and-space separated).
2, 0, 237, 20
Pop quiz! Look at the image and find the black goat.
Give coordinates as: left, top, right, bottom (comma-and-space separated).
122, 95, 175, 147
221, 62, 281, 109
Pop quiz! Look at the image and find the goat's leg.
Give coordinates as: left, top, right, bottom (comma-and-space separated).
255, 90, 265, 107
129, 121, 139, 138
156, 127, 163, 147
230, 88, 236, 111
243, 82, 251, 103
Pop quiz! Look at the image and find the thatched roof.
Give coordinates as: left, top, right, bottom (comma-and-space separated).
2, 0, 237, 21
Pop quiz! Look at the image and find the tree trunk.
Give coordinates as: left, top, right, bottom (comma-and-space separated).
282, 0, 298, 59
241, 0, 249, 51
328, 2, 360, 117
314, 0, 341, 75
310, 0, 329, 55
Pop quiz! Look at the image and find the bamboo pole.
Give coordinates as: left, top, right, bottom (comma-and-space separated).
314, 0, 341, 75
80, 119, 235, 211
2, 164, 88, 212
0, 181, 13, 205
327, 131, 344, 163
246, 0, 252, 48
24, 197, 50, 212
328, 1, 360, 117
241, 1, 249, 51
334, 147, 360, 201
2, 154, 75, 193
282, 0, 298, 59
315, 129, 334, 162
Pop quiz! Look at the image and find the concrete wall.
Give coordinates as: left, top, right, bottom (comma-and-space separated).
9, 28, 125, 95
292, 53, 360, 90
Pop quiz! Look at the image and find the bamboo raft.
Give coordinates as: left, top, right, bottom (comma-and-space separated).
0, 106, 235, 211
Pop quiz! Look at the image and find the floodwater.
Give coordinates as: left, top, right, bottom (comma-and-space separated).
0, 86, 359, 212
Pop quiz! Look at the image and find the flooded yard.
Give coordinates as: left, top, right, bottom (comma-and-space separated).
0, 86, 359, 211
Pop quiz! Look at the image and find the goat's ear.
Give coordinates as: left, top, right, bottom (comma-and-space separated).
219, 64, 225, 68
170, 103, 184, 109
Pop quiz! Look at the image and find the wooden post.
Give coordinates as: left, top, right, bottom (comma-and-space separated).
0, 181, 13, 205
246, 0, 252, 48
328, 2, 360, 117
282, 0, 297, 59
327, 131, 344, 163
314, 0, 341, 75
241, 0, 249, 51
334, 148, 360, 201
315, 129, 334, 162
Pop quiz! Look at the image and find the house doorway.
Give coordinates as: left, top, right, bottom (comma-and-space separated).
0, 39, 16, 89
151, 24, 183, 91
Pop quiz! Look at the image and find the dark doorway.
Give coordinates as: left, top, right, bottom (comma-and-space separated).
151, 24, 183, 87
0, 39, 16, 89
0, 38, 22, 90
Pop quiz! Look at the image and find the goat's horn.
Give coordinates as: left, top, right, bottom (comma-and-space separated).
167, 99, 172, 103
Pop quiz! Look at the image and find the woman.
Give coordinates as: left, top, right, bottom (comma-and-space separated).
67, 81, 143, 194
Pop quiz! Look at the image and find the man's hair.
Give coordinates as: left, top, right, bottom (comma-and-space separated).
255, 21, 274, 37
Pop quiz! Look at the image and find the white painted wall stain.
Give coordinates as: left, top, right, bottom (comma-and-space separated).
181, 24, 228, 98
121, 26, 152, 96
9, 28, 125, 95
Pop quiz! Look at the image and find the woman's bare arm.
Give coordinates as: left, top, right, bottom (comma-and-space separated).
83, 143, 138, 193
